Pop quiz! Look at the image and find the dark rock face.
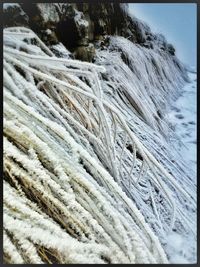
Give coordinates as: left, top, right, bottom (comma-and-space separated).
167, 43, 176, 55
74, 44, 95, 62
3, 4, 29, 27
20, 3, 60, 45
3, 3, 176, 62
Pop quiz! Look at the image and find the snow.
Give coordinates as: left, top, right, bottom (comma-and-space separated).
37, 3, 60, 23
51, 42, 72, 58
45, 29, 52, 35
74, 10, 89, 27
3, 27, 196, 264
3, 3, 20, 9
167, 71, 197, 173
4, 27, 170, 264
95, 37, 196, 263
166, 232, 196, 263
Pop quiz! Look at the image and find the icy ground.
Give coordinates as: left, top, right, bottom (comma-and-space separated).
168, 71, 197, 174
162, 70, 197, 263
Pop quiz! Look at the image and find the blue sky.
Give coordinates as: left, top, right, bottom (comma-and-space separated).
128, 4, 197, 68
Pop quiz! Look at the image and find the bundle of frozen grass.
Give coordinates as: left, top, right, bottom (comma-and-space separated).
3, 27, 196, 263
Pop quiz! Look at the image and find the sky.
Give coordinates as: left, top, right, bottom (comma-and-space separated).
128, 4, 197, 68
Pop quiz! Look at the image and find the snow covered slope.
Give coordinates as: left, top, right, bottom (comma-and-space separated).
168, 71, 197, 172
3, 3, 196, 264
95, 36, 196, 263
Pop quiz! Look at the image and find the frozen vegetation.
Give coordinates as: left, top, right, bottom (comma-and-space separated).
3, 6, 196, 264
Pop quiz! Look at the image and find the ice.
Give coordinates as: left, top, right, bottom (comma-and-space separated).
51, 42, 72, 58
3, 26, 196, 264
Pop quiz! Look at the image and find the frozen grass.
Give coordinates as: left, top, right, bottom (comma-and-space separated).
3, 27, 196, 263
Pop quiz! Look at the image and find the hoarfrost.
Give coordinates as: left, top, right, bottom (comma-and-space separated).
3, 27, 196, 264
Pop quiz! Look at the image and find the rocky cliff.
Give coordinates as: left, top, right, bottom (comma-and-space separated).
4, 3, 176, 61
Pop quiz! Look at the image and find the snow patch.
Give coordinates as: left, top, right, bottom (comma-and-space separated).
3, 3, 20, 9
167, 71, 197, 173
74, 10, 89, 27
51, 43, 72, 58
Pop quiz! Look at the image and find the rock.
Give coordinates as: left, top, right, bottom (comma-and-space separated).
3, 3, 178, 61
167, 43, 176, 55
3, 3, 29, 27
74, 43, 95, 62
37, 3, 60, 23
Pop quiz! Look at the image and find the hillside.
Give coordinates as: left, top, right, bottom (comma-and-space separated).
3, 3, 196, 264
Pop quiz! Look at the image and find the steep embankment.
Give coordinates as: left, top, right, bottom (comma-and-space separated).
3, 3, 196, 264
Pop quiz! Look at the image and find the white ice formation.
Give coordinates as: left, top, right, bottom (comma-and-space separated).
3, 27, 196, 264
